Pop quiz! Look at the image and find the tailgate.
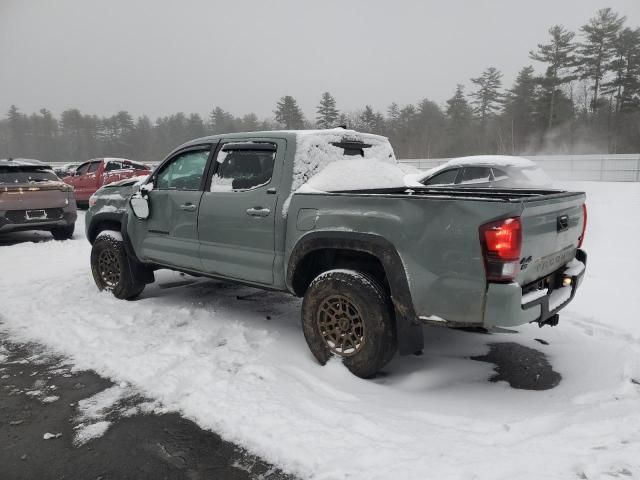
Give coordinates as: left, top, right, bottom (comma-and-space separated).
517, 192, 586, 285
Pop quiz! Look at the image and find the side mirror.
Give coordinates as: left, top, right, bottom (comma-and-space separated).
130, 192, 150, 219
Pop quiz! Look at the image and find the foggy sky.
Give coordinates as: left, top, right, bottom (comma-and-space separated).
2, 0, 639, 121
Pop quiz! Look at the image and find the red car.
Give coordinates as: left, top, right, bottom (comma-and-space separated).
64, 158, 150, 206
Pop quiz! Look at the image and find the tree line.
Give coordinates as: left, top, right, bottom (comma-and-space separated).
1, 8, 639, 162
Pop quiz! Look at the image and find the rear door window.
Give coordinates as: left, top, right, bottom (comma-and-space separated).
460, 167, 492, 185
76, 163, 90, 176
210, 143, 276, 192
105, 161, 124, 171
491, 168, 509, 181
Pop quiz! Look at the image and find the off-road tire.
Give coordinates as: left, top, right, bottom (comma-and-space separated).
302, 269, 397, 378
51, 223, 75, 240
91, 234, 145, 300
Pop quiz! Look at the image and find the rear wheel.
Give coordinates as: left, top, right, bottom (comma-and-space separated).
51, 223, 75, 240
302, 269, 397, 378
91, 233, 145, 300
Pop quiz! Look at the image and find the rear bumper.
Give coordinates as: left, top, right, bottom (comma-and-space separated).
0, 206, 77, 234
483, 249, 587, 328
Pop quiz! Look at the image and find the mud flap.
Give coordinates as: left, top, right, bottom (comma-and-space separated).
396, 310, 425, 355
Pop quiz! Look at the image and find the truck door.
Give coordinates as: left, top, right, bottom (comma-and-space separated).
65, 162, 90, 195
198, 138, 285, 285
140, 145, 212, 270
76, 161, 102, 201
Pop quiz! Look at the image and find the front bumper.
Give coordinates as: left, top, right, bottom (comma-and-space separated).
483, 249, 587, 328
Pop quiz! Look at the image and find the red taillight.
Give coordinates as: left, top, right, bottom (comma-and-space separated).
480, 217, 522, 282
578, 203, 587, 248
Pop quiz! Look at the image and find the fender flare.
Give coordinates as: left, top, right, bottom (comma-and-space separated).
87, 211, 125, 244
287, 231, 424, 355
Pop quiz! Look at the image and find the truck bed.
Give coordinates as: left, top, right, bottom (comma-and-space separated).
287, 185, 586, 327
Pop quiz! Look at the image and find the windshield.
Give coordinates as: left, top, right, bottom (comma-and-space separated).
0, 167, 60, 184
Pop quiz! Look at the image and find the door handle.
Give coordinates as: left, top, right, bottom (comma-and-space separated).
180, 203, 197, 212
246, 207, 271, 217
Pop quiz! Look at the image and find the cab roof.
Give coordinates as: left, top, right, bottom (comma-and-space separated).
173, 129, 388, 155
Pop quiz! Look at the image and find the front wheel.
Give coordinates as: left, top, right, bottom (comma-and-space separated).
302, 269, 397, 378
90, 233, 145, 300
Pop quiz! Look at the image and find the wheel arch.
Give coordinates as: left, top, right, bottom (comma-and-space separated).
87, 212, 123, 244
287, 231, 424, 355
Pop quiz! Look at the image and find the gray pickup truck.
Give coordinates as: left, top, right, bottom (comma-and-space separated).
87, 129, 587, 378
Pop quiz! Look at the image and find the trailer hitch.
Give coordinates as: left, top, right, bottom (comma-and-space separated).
538, 313, 559, 328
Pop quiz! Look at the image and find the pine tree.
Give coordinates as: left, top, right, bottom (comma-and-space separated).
602, 27, 640, 151
602, 27, 640, 113
470, 67, 504, 126
413, 99, 446, 158
131, 116, 153, 162
529, 25, 577, 129
359, 105, 377, 132
575, 8, 626, 112
209, 107, 237, 134
315, 92, 339, 128
274, 96, 305, 129
7, 105, 27, 156
446, 85, 473, 128
387, 103, 400, 122
186, 113, 206, 139
241, 113, 260, 131
445, 85, 474, 155
503, 66, 538, 152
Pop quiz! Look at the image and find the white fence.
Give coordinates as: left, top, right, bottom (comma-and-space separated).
398, 154, 640, 182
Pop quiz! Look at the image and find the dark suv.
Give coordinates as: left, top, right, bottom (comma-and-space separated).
0, 158, 77, 239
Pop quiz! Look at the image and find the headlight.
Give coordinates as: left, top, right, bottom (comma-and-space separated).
89, 195, 97, 207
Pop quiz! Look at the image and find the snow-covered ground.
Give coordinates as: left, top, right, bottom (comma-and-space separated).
1, 181, 639, 479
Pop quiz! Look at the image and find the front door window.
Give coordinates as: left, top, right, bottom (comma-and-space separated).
156, 150, 210, 191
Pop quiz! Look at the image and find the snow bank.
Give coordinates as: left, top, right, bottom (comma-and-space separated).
1, 184, 639, 480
